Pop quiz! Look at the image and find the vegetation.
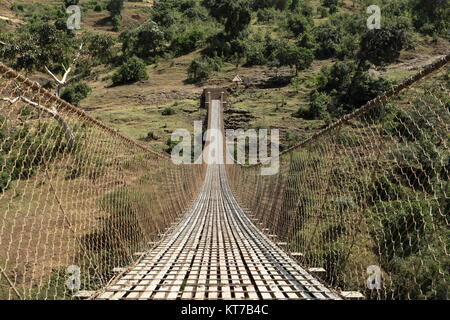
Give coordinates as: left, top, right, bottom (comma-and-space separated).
187, 55, 223, 83
107, 0, 124, 17
0, 0, 448, 300
0, 119, 72, 192
60, 82, 92, 106
112, 56, 148, 85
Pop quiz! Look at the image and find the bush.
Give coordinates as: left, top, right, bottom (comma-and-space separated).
107, 0, 123, 17
161, 107, 175, 116
165, 137, 181, 154
319, 7, 328, 18
273, 45, 314, 74
60, 82, 91, 106
358, 20, 411, 66
64, 0, 79, 7
83, 32, 116, 64
170, 25, 205, 56
120, 19, 167, 61
345, 71, 392, 110
314, 24, 343, 59
322, 0, 339, 8
293, 91, 330, 121
286, 13, 313, 36
0, 121, 70, 192
112, 56, 148, 85
256, 8, 280, 24
313, 14, 365, 60
412, 0, 449, 37
244, 41, 267, 66
388, 233, 450, 300
1, 21, 76, 72
111, 15, 121, 32
187, 55, 223, 83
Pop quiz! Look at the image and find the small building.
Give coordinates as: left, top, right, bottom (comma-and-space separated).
232, 75, 243, 88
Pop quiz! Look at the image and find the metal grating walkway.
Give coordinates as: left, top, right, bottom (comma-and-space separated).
95, 99, 341, 300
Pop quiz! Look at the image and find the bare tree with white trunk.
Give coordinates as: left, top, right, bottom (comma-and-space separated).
44, 43, 84, 97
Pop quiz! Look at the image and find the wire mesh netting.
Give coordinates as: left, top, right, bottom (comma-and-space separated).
226, 55, 449, 300
0, 64, 205, 299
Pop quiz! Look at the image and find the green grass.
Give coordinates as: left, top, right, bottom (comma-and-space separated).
91, 99, 205, 153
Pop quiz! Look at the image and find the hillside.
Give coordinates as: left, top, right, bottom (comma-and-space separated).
0, 0, 448, 153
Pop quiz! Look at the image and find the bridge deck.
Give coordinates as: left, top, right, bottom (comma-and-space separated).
95, 99, 340, 300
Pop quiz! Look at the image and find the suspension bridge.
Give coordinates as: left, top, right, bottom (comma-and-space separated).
0, 53, 448, 300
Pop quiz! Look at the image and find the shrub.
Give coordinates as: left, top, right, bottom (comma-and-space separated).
256, 8, 280, 24
345, 71, 392, 110
120, 19, 167, 61
187, 55, 223, 83
370, 200, 435, 260
111, 15, 121, 32
274, 45, 314, 74
170, 25, 205, 56
314, 24, 341, 59
165, 137, 181, 154
64, 0, 80, 7
412, 0, 449, 37
322, 0, 338, 8
60, 82, 91, 106
107, 0, 123, 17
315, 61, 354, 93
245, 44, 267, 66
293, 91, 330, 121
83, 32, 116, 64
358, 21, 411, 66
112, 56, 148, 85
161, 107, 175, 116
1, 21, 76, 72
388, 233, 450, 300
319, 7, 328, 18
313, 14, 365, 59
286, 13, 313, 37
0, 121, 70, 192
203, 0, 251, 38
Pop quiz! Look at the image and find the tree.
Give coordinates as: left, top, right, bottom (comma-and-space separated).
107, 0, 124, 17
0, 21, 76, 73
287, 12, 313, 37
314, 24, 341, 59
203, 0, 251, 38
120, 20, 167, 61
187, 56, 222, 83
171, 25, 206, 56
82, 32, 116, 64
44, 43, 85, 97
322, 0, 339, 13
412, 0, 449, 36
358, 21, 410, 66
64, 0, 79, 7
112, 56, 148, 85
313, 60, 392, 114
275, 45, 313, 75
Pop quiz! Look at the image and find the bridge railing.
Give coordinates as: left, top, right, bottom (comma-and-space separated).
0, 64, 205, 299
226, 55, 449, 299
